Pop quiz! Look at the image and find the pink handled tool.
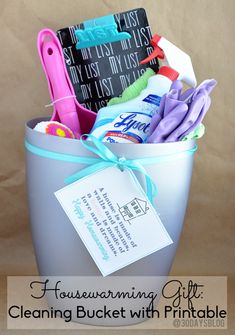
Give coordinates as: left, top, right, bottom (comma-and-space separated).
37, 29, 96, 138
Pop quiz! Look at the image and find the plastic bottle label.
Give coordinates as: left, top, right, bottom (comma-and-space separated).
102, 94, 162, 143
143, 94, 161, 106
103, 111, 152, 143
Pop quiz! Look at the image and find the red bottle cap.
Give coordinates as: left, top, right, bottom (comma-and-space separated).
158, 66, 179, 81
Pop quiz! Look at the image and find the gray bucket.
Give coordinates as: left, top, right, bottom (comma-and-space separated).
25, 117, 196, 326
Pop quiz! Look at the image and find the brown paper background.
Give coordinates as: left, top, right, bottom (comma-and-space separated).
0, 0, 234, 334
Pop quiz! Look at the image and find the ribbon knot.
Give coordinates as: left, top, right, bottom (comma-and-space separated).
117, 157, 126, 171
64, 134, 158, 204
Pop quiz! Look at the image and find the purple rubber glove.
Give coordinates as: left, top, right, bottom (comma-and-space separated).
191, 79, 217, 98
169, 80, 194, 101
148, 94, 165, 137
166, 91, 211, 142
148, 87, 186, 138
147, 102, 188, 143
147, 79, 217, 143
163, 89, 184, 117
165, 80, 217, 142
170, 80, 183, 99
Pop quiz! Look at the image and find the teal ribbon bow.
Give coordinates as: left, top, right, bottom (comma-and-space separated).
25, 135, 197, 204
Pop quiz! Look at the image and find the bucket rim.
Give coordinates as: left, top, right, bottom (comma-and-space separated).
25, 117, 197, 156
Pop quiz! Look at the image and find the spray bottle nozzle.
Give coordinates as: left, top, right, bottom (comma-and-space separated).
140, 33, 197, 87
140, 34, 164, 64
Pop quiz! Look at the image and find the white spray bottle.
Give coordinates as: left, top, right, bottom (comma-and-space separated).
140, 34, 197, 87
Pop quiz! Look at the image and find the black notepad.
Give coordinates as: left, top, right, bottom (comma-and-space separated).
57, 8, 159, 112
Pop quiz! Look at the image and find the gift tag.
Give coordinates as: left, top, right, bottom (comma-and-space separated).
55, 166, 172, 276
